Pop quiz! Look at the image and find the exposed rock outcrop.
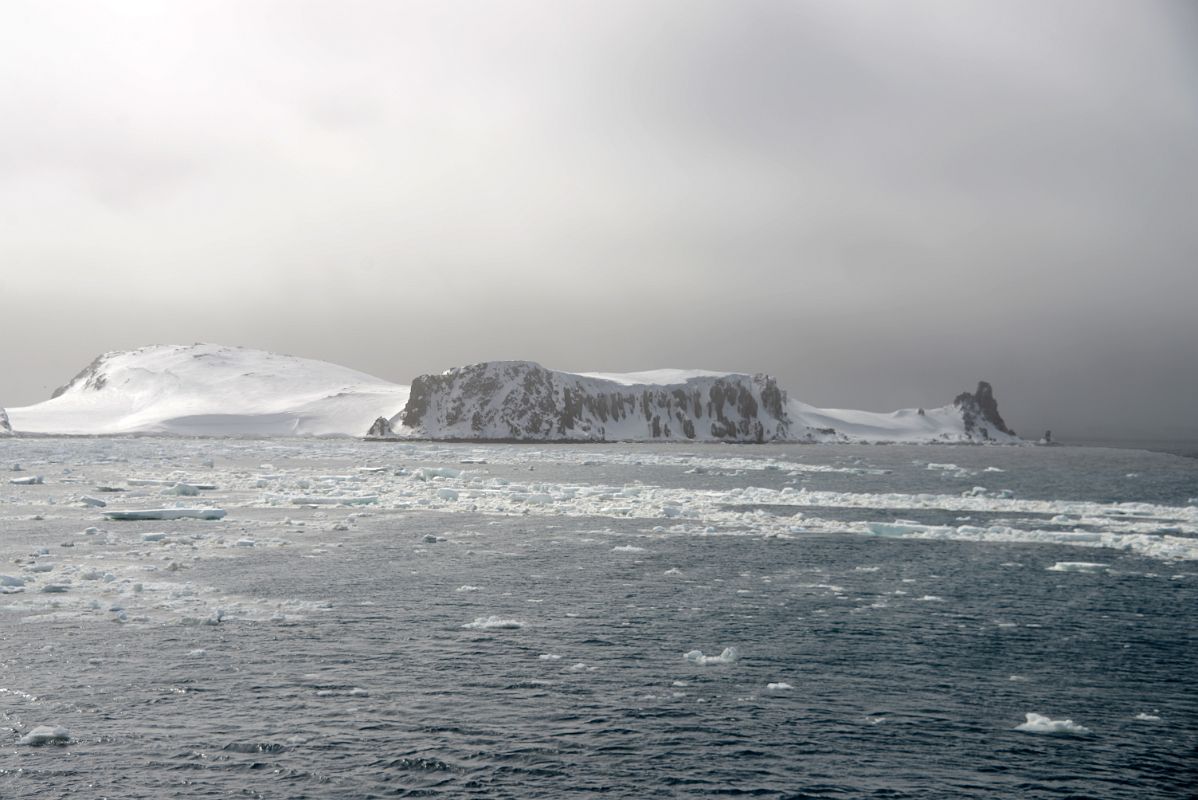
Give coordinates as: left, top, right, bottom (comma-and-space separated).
392, 361, 790, 442
366, 416, 393, 438
954, 381, 1015, 441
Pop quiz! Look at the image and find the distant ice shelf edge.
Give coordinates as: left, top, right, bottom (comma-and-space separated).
4, 345, 1018, 444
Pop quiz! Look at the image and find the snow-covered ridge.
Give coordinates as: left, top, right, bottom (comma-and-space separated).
0, 406, 11, 435
7, 344, 410, 437
372, 361, 1018, 444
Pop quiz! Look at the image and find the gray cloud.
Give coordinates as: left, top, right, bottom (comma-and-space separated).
2, 0, 1196, 440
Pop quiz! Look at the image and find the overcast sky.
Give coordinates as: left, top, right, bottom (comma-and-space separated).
2, 0, 1196, 439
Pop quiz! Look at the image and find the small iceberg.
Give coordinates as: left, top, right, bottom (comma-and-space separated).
684, 647, 740, 665
1047, 562, 1108, 573
19, 725, 70, 746
462, 615, 524, 630
1014, 712, 1092, 736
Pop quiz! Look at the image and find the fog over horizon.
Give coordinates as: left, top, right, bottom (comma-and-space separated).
2, 1, 1196, 440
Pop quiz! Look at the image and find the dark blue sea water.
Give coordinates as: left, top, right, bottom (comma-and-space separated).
1, 439, 1195, 798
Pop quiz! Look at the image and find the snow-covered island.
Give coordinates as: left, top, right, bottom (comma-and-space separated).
4, 346, 1017, 443
370, 360, 1017, 444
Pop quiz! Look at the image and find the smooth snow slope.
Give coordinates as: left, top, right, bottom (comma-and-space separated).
7, 344, 410, 437
789, 396, 1018, 444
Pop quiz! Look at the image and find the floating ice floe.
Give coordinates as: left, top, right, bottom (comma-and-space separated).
80, 496, 106, 507
18, 725, 70, 746
103, 508, 226, 521
1134, 712, 1162, 722
462, 615, 524, 630
612, 545, 646, 553
684, 647, 740, 665
1014, 713, 1092, 735
766, 682, 794, 691
283, 495, 378, 506
1047, 562, 1108, 572
9, 475, 43, 485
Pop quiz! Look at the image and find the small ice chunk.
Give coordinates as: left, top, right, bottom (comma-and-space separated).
766, 682, 794, 691
663, 568, 683, 576
1134, 712, 1162, 722
18, 725, 70, 746
1014, 713, 1092, 735
462, 615, 524, 630
1047, 562, 1108, 573
436, 488, 459, 501
189, 649, 207, 657
684, 647, 740, 665
455, 585, 481, 592
612, 545, 645, 553
80, 496, 107, 507
141, 532, 167, 542
0, 575, 25, 587
538, 654, 562, 660
9, 475, 44, 485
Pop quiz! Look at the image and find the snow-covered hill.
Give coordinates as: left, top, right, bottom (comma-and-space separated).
372, 361, 1018, 444
789, 382, 1017, 444
7, 344, 410, 437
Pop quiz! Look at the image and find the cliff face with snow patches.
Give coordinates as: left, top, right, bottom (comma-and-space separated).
375, 361, 1018, 444
386, 361, 790, 442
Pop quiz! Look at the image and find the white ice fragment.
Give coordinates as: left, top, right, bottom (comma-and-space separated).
164, 483, 201, 496
236, 538, 256, 547
286, 496, 377, 506
538, 654, 562, 660
436, 488, 459, 501
766, 682, 794, 691
18, 725, 70, 746
0, 575, 25, 587
141, 532, 167, 542
189, 649, 207, 657
40, 583, 70, 593
612, 545, 646, 553
416, 467, 462, 481
684, 647, 740, 665
1014, 713, 1092, 735
1047, 562, 1108, 573
663, 568, 683, 576
462, 615, 524, 630
455, 585, 481, 592
1134, 712, 1162, 722
9, 475, 43, 485
80, 496, 107, 507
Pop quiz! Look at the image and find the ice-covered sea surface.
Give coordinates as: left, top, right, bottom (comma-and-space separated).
2, 439, 1196, 798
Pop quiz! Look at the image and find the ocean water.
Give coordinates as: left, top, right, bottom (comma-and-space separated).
1, 439, 1195, 798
